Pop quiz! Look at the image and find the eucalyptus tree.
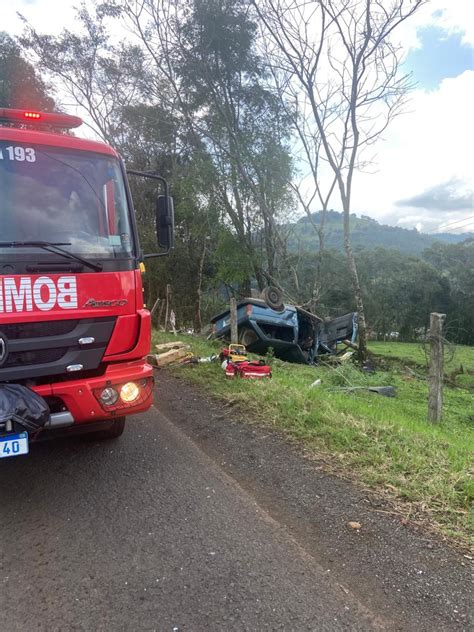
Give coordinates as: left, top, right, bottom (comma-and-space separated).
0, 31, 54, 110
423, 239, 474, 345
20, 4, 146, 144
116, 0, 296, 292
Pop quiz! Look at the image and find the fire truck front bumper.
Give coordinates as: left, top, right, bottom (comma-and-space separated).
32, 360, 154, 430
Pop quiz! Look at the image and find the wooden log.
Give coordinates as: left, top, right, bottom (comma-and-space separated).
147, 354, 159, 367
155, 341, 188, 352
153, 347, 189, 367
341, 338, 359, 350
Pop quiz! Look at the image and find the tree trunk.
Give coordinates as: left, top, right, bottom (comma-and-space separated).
230, 297, 238, 344
312, 210, 327, 309
241, 278, 252, 297
195, 241, 207, 332
343, 207, 368, 362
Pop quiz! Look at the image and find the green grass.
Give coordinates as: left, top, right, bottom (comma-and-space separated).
153, 333, 474, 546
369, 341, 474, 372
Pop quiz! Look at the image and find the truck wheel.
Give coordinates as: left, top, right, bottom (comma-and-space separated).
260, 286, 284, 311
92, 417, 126, 440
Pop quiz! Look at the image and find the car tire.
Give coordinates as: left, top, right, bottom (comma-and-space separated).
260, 286, 284, 311
239, 328, 258, 347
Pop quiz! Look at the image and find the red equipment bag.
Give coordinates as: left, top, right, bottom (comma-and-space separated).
225, 360, 272, 379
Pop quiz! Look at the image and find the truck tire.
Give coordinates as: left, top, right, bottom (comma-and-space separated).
261, 286, 284, 311
92, 417, 126, 440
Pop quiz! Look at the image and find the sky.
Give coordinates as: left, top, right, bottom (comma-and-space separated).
3, 0, 474, 235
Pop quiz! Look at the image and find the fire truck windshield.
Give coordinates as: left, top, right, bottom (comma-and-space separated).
0, 142, 134, 260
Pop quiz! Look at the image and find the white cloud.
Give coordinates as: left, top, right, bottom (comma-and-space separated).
3, 0, 76, 37
2, 0, 473, 234
396, 0, 474, 52
2, 0, 103, 137
426, 0, 474, 46
352, 71, 474, 232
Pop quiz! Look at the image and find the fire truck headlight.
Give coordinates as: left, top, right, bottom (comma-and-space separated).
99, 387, 119, 407
120, 382, 140, 403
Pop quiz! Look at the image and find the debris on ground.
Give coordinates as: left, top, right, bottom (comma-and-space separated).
348, 521, 362, 530
219, 344, 272, 379
151, 340, 221, 367
148, 343, 191, 367
326, 351, 354, 364
155, 341, 189, 352
197, 355, 219, 364
179, 354, 219, 365
334, 386, 397, 398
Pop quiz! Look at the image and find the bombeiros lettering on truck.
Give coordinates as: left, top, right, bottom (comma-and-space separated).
0, 276, 78, 313
0, 107, 174, 456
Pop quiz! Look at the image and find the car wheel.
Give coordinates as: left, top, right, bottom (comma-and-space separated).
239, 328, 258, 347
260, 286, 284, 311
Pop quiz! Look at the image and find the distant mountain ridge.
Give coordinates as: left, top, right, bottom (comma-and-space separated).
287, 210, 473, 255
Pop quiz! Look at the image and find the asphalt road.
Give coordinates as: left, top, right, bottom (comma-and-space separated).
1, 375, 471, 632
1, 405, 380, 631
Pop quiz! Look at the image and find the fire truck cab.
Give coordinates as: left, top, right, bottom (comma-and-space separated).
0, 108, 173, 458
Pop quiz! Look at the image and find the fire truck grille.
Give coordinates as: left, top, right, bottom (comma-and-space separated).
0, 320, 79, 340
0, 317, 116, 382
5, 348, 66, 367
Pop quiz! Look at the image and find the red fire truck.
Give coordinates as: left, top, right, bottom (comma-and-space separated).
0, 108, 174, 458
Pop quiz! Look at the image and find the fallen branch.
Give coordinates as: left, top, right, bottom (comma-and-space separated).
341, 339, 359, 351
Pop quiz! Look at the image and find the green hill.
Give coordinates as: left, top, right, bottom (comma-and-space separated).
287, 211, 473, 255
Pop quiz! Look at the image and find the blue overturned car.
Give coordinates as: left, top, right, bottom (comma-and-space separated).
210, 296, 358, 364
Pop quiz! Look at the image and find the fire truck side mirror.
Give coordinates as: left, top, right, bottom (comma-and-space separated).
156, 195, 175, 250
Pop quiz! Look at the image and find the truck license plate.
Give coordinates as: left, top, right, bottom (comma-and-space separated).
0, 432, 29, 459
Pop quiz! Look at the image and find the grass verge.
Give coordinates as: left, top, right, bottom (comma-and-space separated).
369, 341, 474, 373
153, 332, 474, 547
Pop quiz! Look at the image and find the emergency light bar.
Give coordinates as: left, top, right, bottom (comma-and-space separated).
0, 108, 83, 129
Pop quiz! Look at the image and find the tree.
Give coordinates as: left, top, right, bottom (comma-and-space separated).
117, 0, 296, 292
423, 239, 474, 345
253, 0, 425, 360
0, 31, 54, 109
357, 248, 448, 340
20, 5, 146, 143
119, 102, 223, 330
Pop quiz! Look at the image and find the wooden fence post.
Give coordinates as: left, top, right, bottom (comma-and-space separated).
230, 297, 238, 344
157, 300, 165, 330
150, 297, 161, 318
164, 284, 171, 331
428, 312, 446, 423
